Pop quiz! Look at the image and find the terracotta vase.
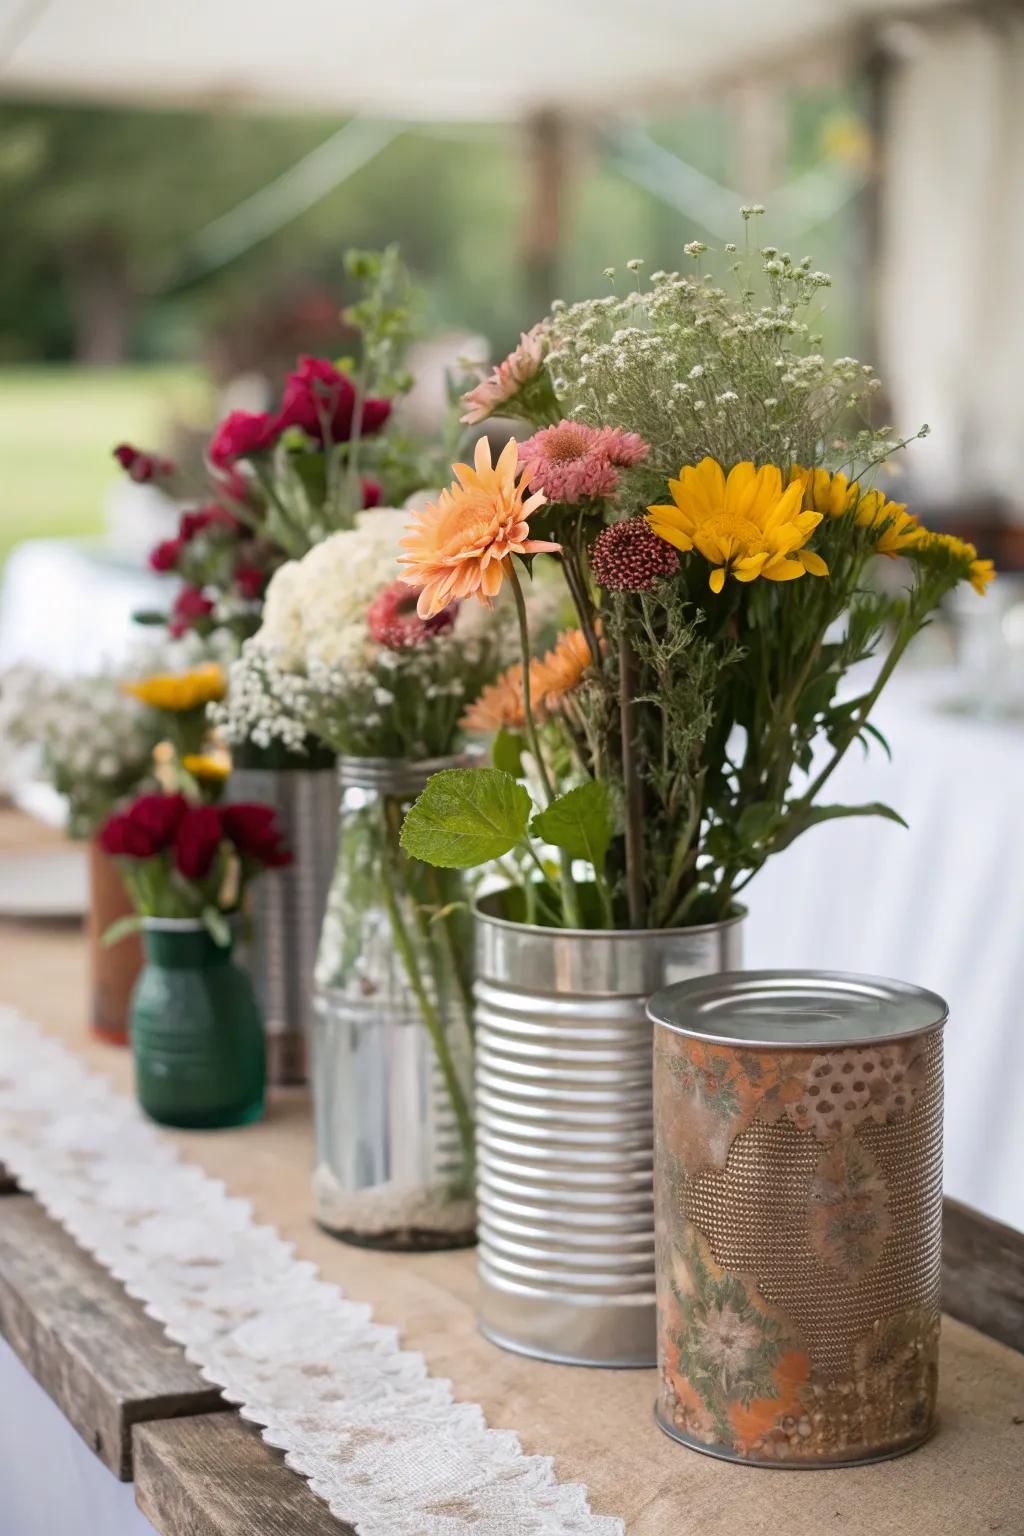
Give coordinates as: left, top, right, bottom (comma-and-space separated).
86, 839, 143, 1045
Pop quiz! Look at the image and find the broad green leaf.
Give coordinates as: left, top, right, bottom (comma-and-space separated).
531, 781, 613, 872
101, 913, 144, 949
400, 768, 531, 869
775, 800, 908, 853
492, 728, 525, 778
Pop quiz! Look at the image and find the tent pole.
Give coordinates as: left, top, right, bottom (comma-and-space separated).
523, 109, 567, 316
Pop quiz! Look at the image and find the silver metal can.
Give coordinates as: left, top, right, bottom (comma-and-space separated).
230, 761, 338, 1084
649, 970, 947, 1466
474, 898, 743, 1367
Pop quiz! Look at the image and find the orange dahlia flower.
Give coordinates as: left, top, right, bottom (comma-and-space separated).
399, 437, 558, 619
535, 628, 593, 706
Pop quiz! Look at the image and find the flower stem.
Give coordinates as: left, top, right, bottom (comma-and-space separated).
618, 617, 646, 928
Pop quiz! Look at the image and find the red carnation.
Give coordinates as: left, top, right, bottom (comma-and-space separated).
208, 410, 281, 469
221, 803, 292, 868
170, 585, 215, 638
113, 443, 175, 483
361, 478, 382, 508
174, 805, 225, 880
234, 564, 267, 601
149, 537, 184, 573
277, 356, 390, 443
100, 794, 187, 859
179, 504, 241, 542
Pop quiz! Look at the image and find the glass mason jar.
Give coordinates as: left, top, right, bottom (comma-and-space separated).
312, 756, 476, 1251
130, 919, 266, 1129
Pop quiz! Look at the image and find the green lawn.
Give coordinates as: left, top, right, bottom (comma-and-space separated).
0, 366, 212, 564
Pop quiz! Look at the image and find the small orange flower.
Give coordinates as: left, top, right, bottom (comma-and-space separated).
399, 436, 558, 619
535, 627, 592, 706
460, 662, 533, 733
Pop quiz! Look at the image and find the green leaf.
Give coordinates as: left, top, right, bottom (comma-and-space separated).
492, 728, 525, 778
530, 781, 613, 872
201, 906, 232, 947
101, 913, 144, 949
400, 768, 532, 869
736, 802, 780, 846
775, 801, 908, 853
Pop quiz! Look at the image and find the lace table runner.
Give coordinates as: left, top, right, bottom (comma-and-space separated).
0, 1008, 623, 1535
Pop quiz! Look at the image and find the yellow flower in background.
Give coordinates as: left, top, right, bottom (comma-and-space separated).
854, 490, 924, 558
182, 751, 232, 783
123, 663, 226, 712
789, 464, 860, 518
647, 458, 829, 594
916, 532, 995, 595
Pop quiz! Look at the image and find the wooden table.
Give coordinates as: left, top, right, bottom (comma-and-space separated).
1, 811, 1023, 1536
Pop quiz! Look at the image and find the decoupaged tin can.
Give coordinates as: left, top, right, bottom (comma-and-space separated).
649, 970, 946, 1467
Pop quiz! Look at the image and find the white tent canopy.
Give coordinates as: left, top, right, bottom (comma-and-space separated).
0, 0, 947, 119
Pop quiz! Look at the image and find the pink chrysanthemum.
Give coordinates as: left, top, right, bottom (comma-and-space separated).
460, 324, 548, 425
517, 421, 649, 506
367, 579, 456, 650
590, 515, 680, 591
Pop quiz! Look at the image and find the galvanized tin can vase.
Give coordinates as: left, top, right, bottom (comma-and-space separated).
474, 896, 743, 1368
230, 749, 337, 1085
649, 970, 946, 1467
312, 756, 476, 1252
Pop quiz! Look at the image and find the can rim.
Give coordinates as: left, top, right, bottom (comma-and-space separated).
474, 889, 747, 941
647, 968, 948, 1049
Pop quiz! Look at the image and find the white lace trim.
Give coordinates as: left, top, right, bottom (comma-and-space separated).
0, 1009, 623, 1535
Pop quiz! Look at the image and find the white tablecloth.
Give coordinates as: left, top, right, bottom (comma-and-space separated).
745, 674, 1024, 1231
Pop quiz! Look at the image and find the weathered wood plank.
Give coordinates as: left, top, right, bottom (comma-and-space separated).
0, 1195, 225, 1479
943, 1196, 1024, 1354
135, 1414, 354, 1536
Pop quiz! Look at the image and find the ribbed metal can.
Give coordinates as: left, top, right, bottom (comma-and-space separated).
230, 763, 338, 1085
473, 896, 743, 1367
649, 970, 947, 1467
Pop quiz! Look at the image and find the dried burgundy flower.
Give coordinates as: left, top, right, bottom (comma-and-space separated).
590, 515, 680, 591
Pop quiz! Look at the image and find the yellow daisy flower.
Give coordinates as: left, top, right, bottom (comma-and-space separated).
789, 464, 860, 518
123, 662, 226, 712
854, 490, 924, 557
647, 458, 829, 594
916, 532, 995, 595
181, 751, 232, 783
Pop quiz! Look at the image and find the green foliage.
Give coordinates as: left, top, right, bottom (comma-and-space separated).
400, 768, 531, 868
531, 781, 613, 869
492, 728, 525, 778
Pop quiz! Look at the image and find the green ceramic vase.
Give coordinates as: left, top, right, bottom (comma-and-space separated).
130, 920, 266, 1129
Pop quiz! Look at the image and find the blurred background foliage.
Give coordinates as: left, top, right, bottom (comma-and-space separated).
0, 86, 866, 557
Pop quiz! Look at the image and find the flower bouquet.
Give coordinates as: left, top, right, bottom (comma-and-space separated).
222, 509, 507, 1246
392, 215, 994, 1364
99, 791, 290, 1128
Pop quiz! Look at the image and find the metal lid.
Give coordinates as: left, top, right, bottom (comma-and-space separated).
647, 969, 947, 1049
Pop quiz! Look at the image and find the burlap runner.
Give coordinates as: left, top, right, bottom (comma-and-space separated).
2, 813, 1022, 1533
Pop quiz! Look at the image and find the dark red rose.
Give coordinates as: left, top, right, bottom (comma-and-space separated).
221, 803, 292, 868
208, 410, 281, 468
179, 504, 241, 542
361, 478, 382, 508
169, 585, 215, 638
113, 443, 175, 483
234, 564, 267, 601
174, 805, 225, 880
277, 356, 390, 443
97, 812, 132, 857
149, 537, 184, 573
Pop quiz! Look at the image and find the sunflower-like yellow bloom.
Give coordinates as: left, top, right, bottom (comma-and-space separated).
789, 464, 860, 518
182, 750, 232, 783
123, 662, 226, 712
854, 490, 924, 558
647, 459, 828, 594
916, 532, 995, 595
